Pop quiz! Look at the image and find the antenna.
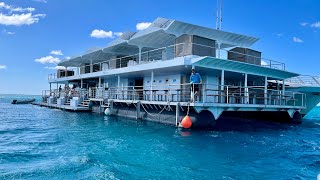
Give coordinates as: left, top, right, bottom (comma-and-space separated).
220, 0, 222, 30
216, 0, 219, 30
215, 0, 222, 30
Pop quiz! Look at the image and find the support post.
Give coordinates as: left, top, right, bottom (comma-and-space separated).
117, 75, 120, 99
176, 103, 180, 126
49, 83, 52, 92
81, 79, 83, 89
90, 60, 93, 73
109, 100, 113, 115
138, 46, 142, 64
217, 42, 221, 58
98, 77, 101, 88
282, 79, 286, 105
65, 66, 68, 77
220, 69, 225, 103
244, 73, 248, 104
264, 76, 268, 105
150, 70, 154, 101
136, 101, 141, 120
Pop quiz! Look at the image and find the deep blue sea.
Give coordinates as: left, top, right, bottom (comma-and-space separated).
1, 94, 320, 179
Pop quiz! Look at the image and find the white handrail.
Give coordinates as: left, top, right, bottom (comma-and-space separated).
48, 42, 287, 80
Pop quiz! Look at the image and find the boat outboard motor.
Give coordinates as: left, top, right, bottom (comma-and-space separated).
12, 99, 17, 104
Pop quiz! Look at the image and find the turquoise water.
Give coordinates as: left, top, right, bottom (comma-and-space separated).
1, 94, 320, 179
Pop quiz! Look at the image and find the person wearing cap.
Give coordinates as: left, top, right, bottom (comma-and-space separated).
190, 68, 202, 102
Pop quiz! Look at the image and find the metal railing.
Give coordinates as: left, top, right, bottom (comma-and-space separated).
104, 83, 305, 107
42, 83, 306, 108
42, 88, 88, 101
48, 43, 287, 80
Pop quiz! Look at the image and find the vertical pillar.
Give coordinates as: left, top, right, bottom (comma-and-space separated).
98, 77, 101, 87
90, 60, 93, 73
80, 79, 83, 89
282, 79, 286, 105
138, 46, 142, 64
264, 76, 268, 105
217, 42, 221, 58
244, 73, 248, 104
117, 75, 120, 99
176, 103, 180, 126
150, 70, 154, 101
220, 69, 225, 103
49, 83, 52, 92
136, 101, 141, 120
65, 66, 68, 77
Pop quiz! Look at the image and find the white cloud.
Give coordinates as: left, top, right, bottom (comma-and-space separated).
261, 60, 268, 66
136, 22, 151, 31
50, 50, 63, 56
45, 66, 65, 70
35, 56, 61, 64
90, 29, 113, 38
2, 29, 15, 35
300, 22, 308, 26
114, 32, 123, 37
293, 37, 303, 43
0, 64, 6, 69
311, 21, 320, 28
65, 56, 71, 60
90, 29, 123, 39
0, 13, 46, 26
0, 2, 35, 13
32, 0, 47, 3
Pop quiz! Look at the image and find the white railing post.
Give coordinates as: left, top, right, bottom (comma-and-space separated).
202, 83, 206, 103
264, 76, 268, 105
226, 85, 229, 103
138, 46, 142, 64
244, 73, 249, 104
220, 69, 225, 103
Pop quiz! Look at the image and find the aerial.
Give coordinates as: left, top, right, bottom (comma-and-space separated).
0, 0, 320, 179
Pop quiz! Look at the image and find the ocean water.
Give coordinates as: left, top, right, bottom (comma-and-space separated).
1, 94, 320, 179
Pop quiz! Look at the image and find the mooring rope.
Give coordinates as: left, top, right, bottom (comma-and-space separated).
140, 101, 170, 117
187, 102, 190, 116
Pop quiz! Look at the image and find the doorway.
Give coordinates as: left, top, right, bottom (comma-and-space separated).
134, 79, 144, 100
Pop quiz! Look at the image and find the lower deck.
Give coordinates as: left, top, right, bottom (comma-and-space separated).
32, 102, 91, 111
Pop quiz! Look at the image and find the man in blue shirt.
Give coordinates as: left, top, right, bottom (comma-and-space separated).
190, 68, 202, 102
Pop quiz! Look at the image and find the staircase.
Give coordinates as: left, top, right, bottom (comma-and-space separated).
64, 98, 71, 105
78, 99, 90, 107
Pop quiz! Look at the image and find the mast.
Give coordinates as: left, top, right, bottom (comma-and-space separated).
216, 0, 223, 30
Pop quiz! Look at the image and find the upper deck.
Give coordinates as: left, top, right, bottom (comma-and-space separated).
48, 17, 295, 83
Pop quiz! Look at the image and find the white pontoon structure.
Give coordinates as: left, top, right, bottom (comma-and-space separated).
37, 17, 320, 127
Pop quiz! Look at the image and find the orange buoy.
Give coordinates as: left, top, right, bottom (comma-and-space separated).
181, 115, 192, 128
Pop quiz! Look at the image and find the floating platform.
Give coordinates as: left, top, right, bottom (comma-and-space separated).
31, 102, 91, 111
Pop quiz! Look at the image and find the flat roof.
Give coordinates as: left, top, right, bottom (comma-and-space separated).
59, 17, 259, 67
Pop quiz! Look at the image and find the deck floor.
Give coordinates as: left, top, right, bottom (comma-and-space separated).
31, 102, 91, 111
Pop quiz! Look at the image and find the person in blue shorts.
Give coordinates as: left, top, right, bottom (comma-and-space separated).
190, 68, 202, 102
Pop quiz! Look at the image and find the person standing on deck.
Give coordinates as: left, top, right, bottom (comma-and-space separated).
190, 68, 202, 102
58, 85, 62, 97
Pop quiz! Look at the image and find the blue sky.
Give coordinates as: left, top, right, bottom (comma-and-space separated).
0, 0, 319, 95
